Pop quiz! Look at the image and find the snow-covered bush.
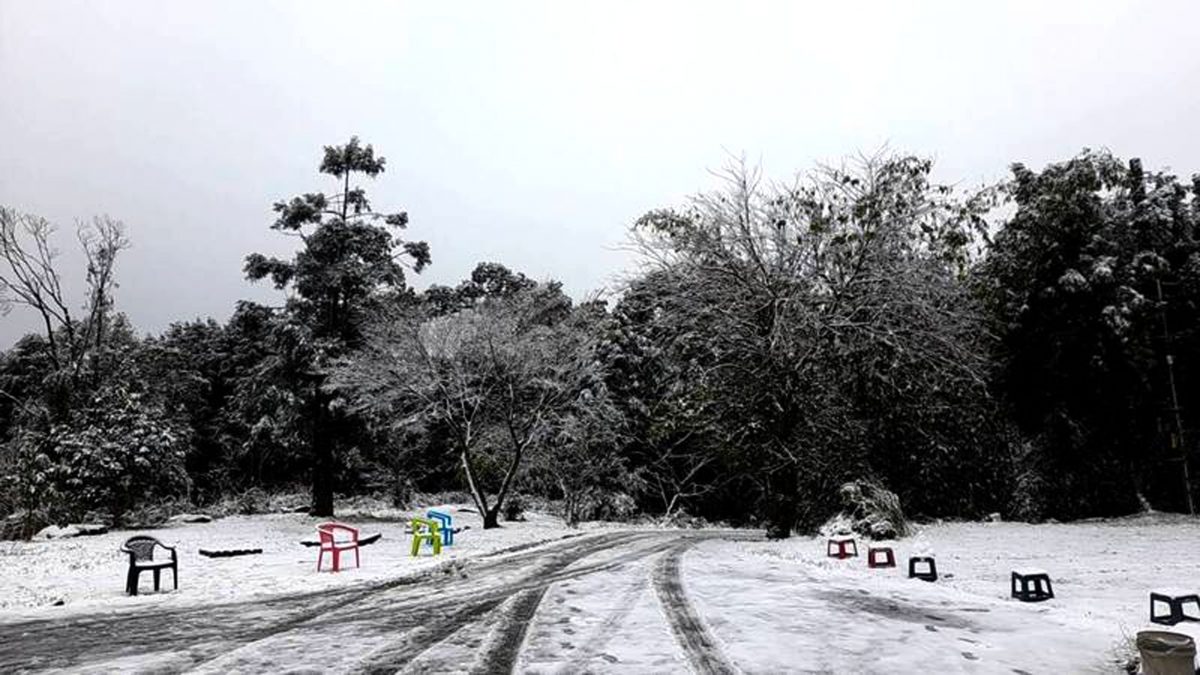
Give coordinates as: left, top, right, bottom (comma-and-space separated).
123, 497, 191, 527
828, 479, 911, 539
205, 488, 308, 517
1010, 440, 1048, 522
569, 490, 640, 525
6, 386, 190, 528
662, 509, 711, 529
503, 492, 527, 522
228, 488, 269, 515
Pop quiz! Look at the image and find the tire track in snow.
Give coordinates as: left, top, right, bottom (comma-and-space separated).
350, 532, 676, 673
0, 530, 749, 673
468, 586, 547, 674
652, 539, 739, 675
560, 565, 649, 672
0, 532, 629, 673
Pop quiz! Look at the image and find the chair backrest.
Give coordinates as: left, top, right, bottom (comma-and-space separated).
410, 517, 441, 535
316, 522, 358, 544
123, 536, 161, 562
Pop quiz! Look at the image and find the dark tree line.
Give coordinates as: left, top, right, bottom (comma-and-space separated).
1, 140, 1197, 538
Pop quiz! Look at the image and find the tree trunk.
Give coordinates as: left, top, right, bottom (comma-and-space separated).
310, 398, 335, 517
311, 446, 335, 517
460, 448, 495, 527
764, 464, 798, 539
483, 507, 500, 529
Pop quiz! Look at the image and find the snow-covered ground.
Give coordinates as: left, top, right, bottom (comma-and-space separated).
0, 503, 595, 623
688, 513, 1200, 673
2, 510, 1198, 673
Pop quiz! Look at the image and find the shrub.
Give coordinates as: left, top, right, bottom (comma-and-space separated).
834, 479, 911, 539
503, 492, 527, 522
570, 490, 640, 524
235, 488, 269, 515
1010, 441, 1048, 522
5, 387, 190, 528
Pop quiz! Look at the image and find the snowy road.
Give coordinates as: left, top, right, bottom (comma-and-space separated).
0, 530, 753, 674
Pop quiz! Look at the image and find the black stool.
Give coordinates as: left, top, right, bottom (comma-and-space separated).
1150, 591, 1200, 626
1011, 569, 1054, 602
908, 556, 937, 582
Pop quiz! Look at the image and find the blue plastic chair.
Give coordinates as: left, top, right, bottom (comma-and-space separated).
427, 510, 453, 545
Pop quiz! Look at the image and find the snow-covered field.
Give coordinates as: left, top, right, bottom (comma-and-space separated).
691, 513, 1200, 673
0, 503, 592, 623
2, 510, 1198, 673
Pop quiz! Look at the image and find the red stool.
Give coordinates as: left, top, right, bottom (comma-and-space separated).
826, 536, 858, 559
867, 546, 896, 568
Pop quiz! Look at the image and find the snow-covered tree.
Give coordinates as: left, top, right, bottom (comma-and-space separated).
333, 283, 590, 528
624, 152, 1003, 535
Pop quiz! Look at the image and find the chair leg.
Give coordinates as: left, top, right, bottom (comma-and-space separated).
153, 569, 161, 592
355, 546, 360, 569
173, 565, 178, 590
332, 548, 341, 572
317, 549, 324, 572
127, 568, 138, 596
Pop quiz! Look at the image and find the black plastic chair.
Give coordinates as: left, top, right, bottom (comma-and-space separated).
121, 535, 178, 596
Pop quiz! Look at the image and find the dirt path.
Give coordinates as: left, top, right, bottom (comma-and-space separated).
0, 529, 750, 674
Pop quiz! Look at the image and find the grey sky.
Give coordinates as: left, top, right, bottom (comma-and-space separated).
2, 0, 1199, 347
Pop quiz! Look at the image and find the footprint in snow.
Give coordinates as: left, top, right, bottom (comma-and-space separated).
962, 652, 979, 661
925, 625, 938, 632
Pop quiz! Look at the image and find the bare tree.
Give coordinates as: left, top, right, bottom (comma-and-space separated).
0, 207, 129, 402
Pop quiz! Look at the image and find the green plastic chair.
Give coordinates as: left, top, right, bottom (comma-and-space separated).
410, 517, 443, 556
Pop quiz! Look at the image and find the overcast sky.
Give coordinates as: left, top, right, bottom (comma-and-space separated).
2, 0, 1199, 347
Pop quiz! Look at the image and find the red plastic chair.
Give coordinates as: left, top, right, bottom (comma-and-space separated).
316, 522, 361, 572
